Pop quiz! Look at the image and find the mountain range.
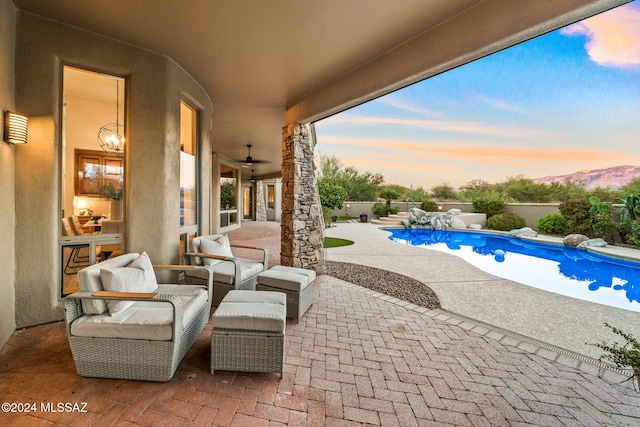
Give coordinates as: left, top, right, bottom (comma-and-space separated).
532, 165, 640, 189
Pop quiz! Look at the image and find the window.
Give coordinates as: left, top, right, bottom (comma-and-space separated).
267, 185, 275, 209
220, 163, 238, 228
180, 100, 197, 228
60, 66, 125, 297
75, 149, 123, 197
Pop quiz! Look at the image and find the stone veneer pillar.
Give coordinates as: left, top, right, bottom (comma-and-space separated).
255, 180, 267, 221
281, 123, 326, 273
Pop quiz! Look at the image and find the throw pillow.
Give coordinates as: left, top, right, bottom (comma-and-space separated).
100, 252, 158, 315
199, 235, 233, 266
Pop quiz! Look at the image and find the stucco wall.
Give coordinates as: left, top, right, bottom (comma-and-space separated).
13, 11, 213, 328
332, 201, 561, 230
0, 0, 17, 348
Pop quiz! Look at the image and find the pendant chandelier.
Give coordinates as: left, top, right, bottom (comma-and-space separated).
97, 79, 125, 155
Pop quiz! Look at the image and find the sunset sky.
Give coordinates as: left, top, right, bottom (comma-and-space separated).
314, 1, 640, 189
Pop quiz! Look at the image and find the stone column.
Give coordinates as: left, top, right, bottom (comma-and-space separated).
281, 123, 326, 273
255, 180, 267, 221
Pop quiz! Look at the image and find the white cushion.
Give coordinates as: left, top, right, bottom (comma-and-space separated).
213, 290, 286, 333
200, 235, 233, 266
77, 253, 140, 314
257, 269, 309, 292
100, 252, 158, 315
70, 286, 208, 341
270, 265, 317, 283
210, 259, 264, 285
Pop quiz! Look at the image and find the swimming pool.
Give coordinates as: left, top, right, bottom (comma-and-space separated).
385, 228, 640, 312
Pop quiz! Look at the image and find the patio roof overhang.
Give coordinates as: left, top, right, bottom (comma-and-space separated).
13, 0, 629, 177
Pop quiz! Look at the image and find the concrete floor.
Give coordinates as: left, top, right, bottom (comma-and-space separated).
1, 220, 638, 426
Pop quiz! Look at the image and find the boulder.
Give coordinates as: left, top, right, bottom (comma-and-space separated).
509, 227, 538, 238
448, 208, 462, 215
563, 234, 590, 247
577, 238, 607, 249
409, 208, 428, 220
450, 216, 467, 229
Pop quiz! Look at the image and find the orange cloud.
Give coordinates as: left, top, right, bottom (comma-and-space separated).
319, 136, 628, 165
323, 114, 555, 140
562, 3, 640, 67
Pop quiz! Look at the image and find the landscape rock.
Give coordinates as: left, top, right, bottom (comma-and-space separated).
564, 234, 590, 247
509, 227, 538, 238
448, 208, 462, 215
450, 216, 467, 229
408, 207, 428, 220
577, 238, 607, 249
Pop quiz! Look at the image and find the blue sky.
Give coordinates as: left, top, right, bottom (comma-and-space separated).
314, 1, 640, 189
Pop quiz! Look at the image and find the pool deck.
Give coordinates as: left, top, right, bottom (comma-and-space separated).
325, 222, 639, 362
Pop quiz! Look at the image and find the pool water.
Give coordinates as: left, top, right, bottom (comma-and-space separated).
385, 228, 640, 312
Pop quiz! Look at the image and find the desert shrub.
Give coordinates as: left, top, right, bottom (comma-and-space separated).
372, 202, 398, 217
537, 214, 569, 235
472, 199, 506, 219
322, 206, 333, 225
420, 199, 437, 212
487, 213, 526, 231
558, 199, 592, 235
623, 221, 640, 246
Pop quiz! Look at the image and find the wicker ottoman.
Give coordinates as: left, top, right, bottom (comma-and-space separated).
211, 290, 286, 377
256, 265, 315, 322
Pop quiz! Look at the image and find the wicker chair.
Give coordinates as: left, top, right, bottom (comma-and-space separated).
182, 234, 268, 305
64, 253, 213, 382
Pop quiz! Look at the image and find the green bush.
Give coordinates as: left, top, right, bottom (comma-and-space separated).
623, 221, 640, 246
322, 206, 333, 225
558, 199, 592, 235
472, 199, 506, 219
487, 213, 526, 231
537, 214, 569, 235
372, 203, 398, 218
419, 199, 437, 212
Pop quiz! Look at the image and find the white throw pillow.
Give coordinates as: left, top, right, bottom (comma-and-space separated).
100, 252, 158, 315
199, 235, 233, 266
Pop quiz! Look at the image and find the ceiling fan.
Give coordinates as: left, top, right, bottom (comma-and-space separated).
236, 144, 271, 168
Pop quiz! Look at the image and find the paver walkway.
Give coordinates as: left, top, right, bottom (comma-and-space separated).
1, 222, 639, 426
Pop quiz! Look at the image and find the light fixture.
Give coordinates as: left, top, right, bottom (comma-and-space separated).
97, 79, 125, 155
77, 199, 87, 215
250, 169, 256, 183
3, 111, 28, 144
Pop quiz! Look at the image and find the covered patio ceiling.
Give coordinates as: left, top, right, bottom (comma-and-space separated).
13, 0, 627, 177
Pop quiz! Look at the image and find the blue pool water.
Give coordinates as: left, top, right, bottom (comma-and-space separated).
385, 228, 640, 312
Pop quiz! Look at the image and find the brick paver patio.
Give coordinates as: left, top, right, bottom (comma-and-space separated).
2, 273, 639, 426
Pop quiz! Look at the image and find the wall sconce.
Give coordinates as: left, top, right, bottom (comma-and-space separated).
437, 205, 444, 212
3, 111, 28, 144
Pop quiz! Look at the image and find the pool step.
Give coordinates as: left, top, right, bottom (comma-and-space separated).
370, 212, 410, 226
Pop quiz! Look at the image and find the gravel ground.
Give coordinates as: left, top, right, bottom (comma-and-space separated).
325, 261, 441, 309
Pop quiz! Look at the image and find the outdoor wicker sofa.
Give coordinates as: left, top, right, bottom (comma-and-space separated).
64, 252, 213, 382
182, 234, 268, 305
